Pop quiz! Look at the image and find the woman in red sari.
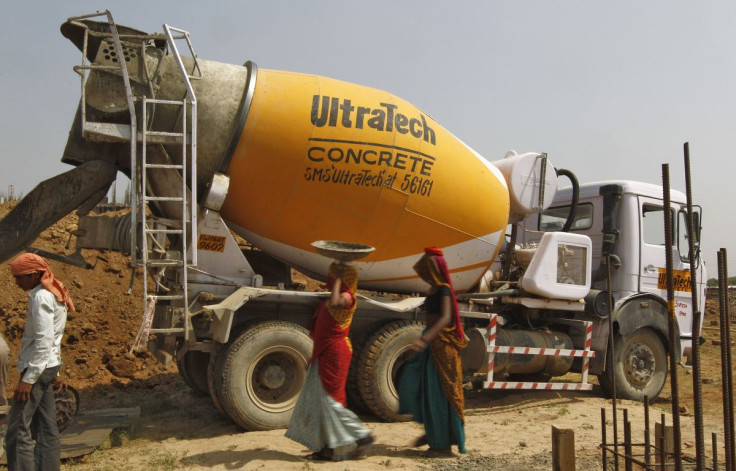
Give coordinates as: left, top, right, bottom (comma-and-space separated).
286, 262, 375, 461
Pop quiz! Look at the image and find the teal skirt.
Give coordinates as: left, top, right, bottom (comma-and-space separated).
397, 346, 466, 453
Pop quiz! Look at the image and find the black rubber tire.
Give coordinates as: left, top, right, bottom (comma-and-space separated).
216, 321, 312, 430
55, 385, 79, 433
598, 327, 667, 402
177, 350, 210, 397
207, 343, 229, 418
357, 320, 424, 422
346, 321, 386, 413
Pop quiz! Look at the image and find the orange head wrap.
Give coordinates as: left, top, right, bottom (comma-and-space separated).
10, 253, 75, 312
326, 261, 358, 294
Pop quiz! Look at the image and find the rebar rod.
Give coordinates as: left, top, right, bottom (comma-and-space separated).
683, 142, 705, 470
625, 409, 633, 471
646, 396, 652, 465
718, 249, 734, 471
606, 254, 619, 470
662, 163, 683, 470
601, 408, 608, 470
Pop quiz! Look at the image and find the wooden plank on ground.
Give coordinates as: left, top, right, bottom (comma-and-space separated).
0, 407, 140, 463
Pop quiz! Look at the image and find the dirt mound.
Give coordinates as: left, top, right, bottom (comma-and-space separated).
0, 202, 182, 406
0, 201, 328, 410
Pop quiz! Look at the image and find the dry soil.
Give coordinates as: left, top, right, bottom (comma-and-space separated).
0, 201, 732, 471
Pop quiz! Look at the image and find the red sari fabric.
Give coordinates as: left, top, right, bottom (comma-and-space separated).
309, 291, 356, 407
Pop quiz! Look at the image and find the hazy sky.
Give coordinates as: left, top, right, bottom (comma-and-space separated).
1, 1, 734, 276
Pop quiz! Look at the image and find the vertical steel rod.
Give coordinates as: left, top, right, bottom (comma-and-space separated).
606, 254, 619, 470
624, 412, 633, 471
683, 142, 705, 470
645, 395, 651, 466
661, 434, 667, 471
601, 408, 608, 470
662, 163, 683, 470
713, 432, 719, 471
718, 249, 734, 471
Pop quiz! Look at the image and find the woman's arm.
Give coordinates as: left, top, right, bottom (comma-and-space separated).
411, 294, 452, 350
329, 276, 353, 308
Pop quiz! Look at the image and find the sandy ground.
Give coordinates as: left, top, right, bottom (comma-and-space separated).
57, 375, 727, 471
0, 201, 731, 470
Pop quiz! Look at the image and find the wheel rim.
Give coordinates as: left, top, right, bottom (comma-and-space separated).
246, 346, 306, 413
623, 341, 657, 389
385, 345, 414, 400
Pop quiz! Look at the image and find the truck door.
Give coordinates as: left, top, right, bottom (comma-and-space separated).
638, 197, 695, 338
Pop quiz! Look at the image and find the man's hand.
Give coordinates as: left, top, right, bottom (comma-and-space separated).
13, 381, 32, 402
53, 375, 67, 392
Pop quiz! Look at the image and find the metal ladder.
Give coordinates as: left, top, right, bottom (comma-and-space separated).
138, 25, 200, 343
68, 11, 199, 345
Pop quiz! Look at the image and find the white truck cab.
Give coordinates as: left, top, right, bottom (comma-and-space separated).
516, 180, 706, 400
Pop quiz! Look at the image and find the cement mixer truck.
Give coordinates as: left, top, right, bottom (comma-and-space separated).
0, 11, 707, 431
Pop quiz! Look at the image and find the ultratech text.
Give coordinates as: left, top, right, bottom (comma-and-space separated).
311, 95, 436, 145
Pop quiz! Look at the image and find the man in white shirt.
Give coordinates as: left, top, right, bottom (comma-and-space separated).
6, 253, 73, 471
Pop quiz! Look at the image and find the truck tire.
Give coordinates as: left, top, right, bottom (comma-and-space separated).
357, 320, 424, 422
216, 321, 312, 430
207, 344, 229, 417
347, 321, 386, 413
177, 350, 210, 396
599, 327, 667, 402
55, 385, 79, 433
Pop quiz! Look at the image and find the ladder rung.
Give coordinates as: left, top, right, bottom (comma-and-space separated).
145, 228, 184, 234
144, 163, 184, 169
147, 217, 185, 228
146, 259, 184, 267
145, 130, 185, 138
145, 98, 187, 106
145, 196, 184, 202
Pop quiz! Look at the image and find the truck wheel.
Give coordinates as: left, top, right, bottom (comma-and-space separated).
207, 344, 229, 417
599, 328, 667, 402
347, 321, 385, 412
55, 385, 79, 433
216, 321, 312, 430
358, 320, 424, 422
177, 350, 210, 396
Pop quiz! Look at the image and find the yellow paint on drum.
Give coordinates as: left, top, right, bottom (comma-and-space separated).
220, 69, 509, 279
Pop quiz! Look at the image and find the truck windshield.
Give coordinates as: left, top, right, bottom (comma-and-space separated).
539, 203, 593, 232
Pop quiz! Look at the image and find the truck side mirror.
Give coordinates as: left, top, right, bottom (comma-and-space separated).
678, 208, 702, 265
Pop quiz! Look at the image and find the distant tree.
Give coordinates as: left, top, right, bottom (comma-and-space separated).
707, 276, 736, 287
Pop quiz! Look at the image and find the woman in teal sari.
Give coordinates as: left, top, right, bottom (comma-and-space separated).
398, 246, 468, 457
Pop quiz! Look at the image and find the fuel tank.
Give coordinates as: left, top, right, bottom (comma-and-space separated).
56, 18, 511, 293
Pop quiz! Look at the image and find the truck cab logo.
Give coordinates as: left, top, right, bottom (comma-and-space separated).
657, 268, 693, 292
311, 95, 436, 146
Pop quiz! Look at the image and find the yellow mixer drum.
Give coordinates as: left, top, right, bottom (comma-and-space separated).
221, 69, 510, 293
